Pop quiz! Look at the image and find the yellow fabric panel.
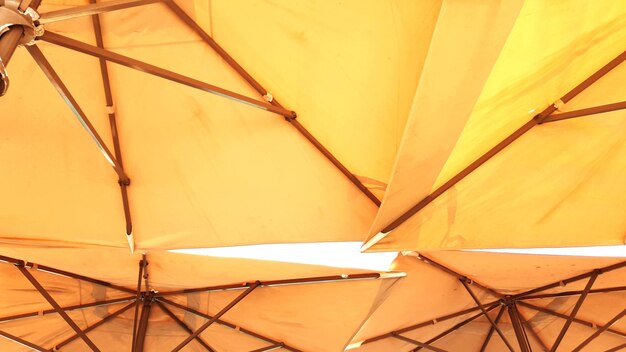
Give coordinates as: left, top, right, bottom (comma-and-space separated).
435, 0, 626, 187
364, 0, 523, 246
367, 0, 626, 251
1, 1, 381, 250
202, 0, 443, 187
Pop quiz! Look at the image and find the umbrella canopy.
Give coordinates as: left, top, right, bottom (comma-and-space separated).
0, 246, 402, 351
1, 0, 622, 253
0, 0, 444, 250
349, 251, 626, 351
364, 0, 626, 251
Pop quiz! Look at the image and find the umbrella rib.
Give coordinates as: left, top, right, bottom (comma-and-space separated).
39, 0, 163, 24
513, 260, 626, 299
0, 296, 135, 323
413, 254, 503, 298
460, 279, 515, 352
391, 333, 448, 352
164, 0, 381, 207
479, 305, 506, 352
39, 31, 295, 118
16, 265, 101, 352
517, 307, 549, 352
170, 282, 259, 352
518, 301, 626, 340
364, 48, 626, 248
250, 344, 285, 352
158, 297, 301, 352
412, 308, 496, 352
25, 44, 130, 184
606, 342, 626, 352
543, 101, 626, 123
0, 254, 135, 294
549, 271, 597, 352
156, 272, 383, 296
0, 329, 48, 352
572, 309, 626, 352
519, 285, 626, 301
90, 0, 135, 246
52, 301, 135, 350
155, 301, 216, 352
359, 300, 501, 346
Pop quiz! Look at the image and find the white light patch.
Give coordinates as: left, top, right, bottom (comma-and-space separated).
171, 242, 397, 271
471, 245, 626, 257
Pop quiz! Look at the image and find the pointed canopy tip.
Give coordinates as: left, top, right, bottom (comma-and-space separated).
361, 232, 389, 252
379, 271, 407, 279
345, 341, 363, 351
126, 232, 134, 253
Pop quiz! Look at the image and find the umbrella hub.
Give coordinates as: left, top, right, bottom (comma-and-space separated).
0, 0, 42, 96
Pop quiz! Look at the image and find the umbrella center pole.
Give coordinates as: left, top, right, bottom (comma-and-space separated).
134, 290, 155, 352
0, 0, 42, 96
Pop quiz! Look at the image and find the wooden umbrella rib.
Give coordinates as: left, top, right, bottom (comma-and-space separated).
39, 0, 163, 24
572, 309, 626, 352
0, 254, 135, 294
0, 329, 48, 352
170, 283, 259, 352
90, 4, 134, 239
360, 300, 501, 345
40, 31, 295, 118
52, 302, 135, 350
479, 306, 506, 352
0, 296, 134, 323
392, 333, 448, 352
249, 344, 285, 352
413, 307, 497, 352
460, 279, 515, 352
155, 301, 216, 352
519, 285, 626, 300
16, 265, 101, 352
513, 260, 626, 299
544, 101, 626, 123
158, 298, 300, 352
26, 44, 130, 183
164, 0, 381, 206
518, 301, 626, 340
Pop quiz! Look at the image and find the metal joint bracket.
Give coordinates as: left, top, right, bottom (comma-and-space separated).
24, 7, 40, 21
460, 277, 472, 285
23, 24, 44, 46
553, 99, 565, 111
284, 110, 297, 122
0, 5, 37, 45
501, 296, 515, 307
